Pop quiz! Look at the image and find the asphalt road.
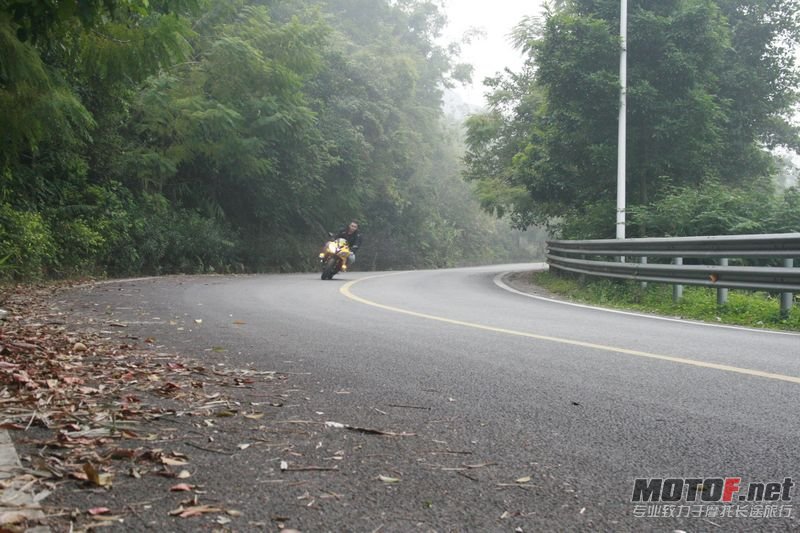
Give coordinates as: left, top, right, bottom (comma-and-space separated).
47, 264, 800, 531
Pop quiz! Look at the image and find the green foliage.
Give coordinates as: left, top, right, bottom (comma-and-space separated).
0, 202, 55, 279
122, 198, 239, 275
465, 0, 800, 237
532, 270, 800, 331
0, 15, 95, 167
0, 0, 534, 280
628, 181, 800, 237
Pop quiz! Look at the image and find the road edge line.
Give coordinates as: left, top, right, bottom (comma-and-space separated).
493, 271, 800, 338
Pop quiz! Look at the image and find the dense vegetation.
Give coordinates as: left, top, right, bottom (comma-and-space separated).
0, 0, 533, 280
465, 0, 800, 239
530, 270, 800, 330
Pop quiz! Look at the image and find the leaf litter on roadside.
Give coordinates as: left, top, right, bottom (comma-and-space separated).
0, 283, 291, 531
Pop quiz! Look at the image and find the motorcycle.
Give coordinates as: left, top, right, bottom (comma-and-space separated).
319, 237, 351, 280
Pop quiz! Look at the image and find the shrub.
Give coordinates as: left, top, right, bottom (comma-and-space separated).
0, 203, 56, 280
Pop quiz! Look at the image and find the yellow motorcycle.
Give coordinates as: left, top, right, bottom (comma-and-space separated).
319, 238, 351, 280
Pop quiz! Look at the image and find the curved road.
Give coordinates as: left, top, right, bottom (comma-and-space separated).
60, 264, 799, 531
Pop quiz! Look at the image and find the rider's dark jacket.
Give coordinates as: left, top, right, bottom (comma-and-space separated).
335, 227, 362, 250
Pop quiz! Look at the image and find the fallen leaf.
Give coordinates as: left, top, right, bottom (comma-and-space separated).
107, 448, 138, 460
83, 463, 113, 487
0, 511, 29, 525
463, 462, 496, 469
177, 470, 192, 479
169, 504, 222, 518
237, 443, 251, 450
91, 515, 124, 522
284, 465, 338, 472
71, 471, 89, 481
515, 476, 531, 484
88, 507, 111, 515
170, 483, 194, 492
162, 457, 189, 466
378, 475, 400, 483
324, 421, 415, 436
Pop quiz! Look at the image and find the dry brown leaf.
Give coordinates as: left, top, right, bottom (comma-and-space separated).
162, 457, 189, 466
106, 448, 138, 460
83, 463, 113, 487
91, 515, 124, 522
324, 421, 415, 437
170, 504, 223, 518
0, 511, 32, 525
170, 483, 194, 492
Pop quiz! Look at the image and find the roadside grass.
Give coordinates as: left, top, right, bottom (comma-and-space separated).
531, 271, 800, 332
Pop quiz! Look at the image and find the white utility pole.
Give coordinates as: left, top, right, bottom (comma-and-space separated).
616, 0, 627, 240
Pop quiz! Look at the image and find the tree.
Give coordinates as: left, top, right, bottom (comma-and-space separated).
464, 0, 800, 238
0, 0, 531, 279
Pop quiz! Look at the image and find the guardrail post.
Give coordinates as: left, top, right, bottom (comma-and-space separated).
717, 258, 728, 306
640, 256, 647, 289
780, 258, 794, 318
673, 257, 683, 302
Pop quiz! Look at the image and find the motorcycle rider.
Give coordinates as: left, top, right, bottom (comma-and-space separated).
334, 220, 362, 266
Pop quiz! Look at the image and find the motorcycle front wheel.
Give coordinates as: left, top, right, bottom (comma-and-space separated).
322, 257, 338, 280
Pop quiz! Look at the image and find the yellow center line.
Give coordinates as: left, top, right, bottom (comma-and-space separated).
341, 274, 800, 385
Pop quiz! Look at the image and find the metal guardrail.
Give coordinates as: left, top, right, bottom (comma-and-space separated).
547, 233, 800, 259
546, 233, 800, 315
